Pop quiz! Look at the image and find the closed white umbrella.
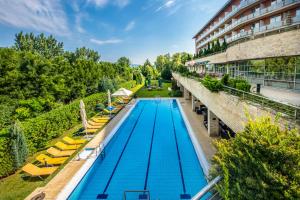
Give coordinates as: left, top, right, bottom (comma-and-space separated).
107, 90, 112, 116
112, 88, 133, 97
80, 100, 88, 136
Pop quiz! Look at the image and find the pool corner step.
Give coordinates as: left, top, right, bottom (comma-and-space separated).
96, 194, 108, 199
180, 193, 191, 199
139, 194, 149, 199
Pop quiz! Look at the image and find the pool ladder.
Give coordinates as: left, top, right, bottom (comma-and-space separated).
123, 190, 150, 200
94, 143, 105, 159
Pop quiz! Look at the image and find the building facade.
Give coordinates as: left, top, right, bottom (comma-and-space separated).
188, 0, 300, 90
194, 0, 300, 53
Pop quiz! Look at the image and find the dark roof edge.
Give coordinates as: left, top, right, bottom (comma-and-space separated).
193, 0, 233, 39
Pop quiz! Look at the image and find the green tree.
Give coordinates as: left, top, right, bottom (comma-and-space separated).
211, 115, 300, 200
73, 47, 101, 62
161, 65, 172, 80
14, 32, 64, 58
10, 121, 28, 169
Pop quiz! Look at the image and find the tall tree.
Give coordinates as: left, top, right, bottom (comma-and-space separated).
14, 32, 64, 58
10, 121, 28, 169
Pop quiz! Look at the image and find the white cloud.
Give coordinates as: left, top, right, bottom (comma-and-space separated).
0, 0, 69, 36
75, 14, 88, 33
124, 21, 135, 31
156, 0, 176, 12
87, 0, 108, 7
90, 38, 123, 45
87, 0, 130, 8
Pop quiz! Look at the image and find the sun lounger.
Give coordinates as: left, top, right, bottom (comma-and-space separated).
88, 120, 105, 126
36, 154, 68, 165
86, 124, 103, 129
85, 128, 98, 133
103, 109, 118, 114
47, 147, 75, 157
63, 136, 86, 145
92, 118, 110, 123
55, 141, 81, 150
22, 163, 58, 178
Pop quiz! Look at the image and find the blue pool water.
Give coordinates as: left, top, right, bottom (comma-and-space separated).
68, 99, 208, 200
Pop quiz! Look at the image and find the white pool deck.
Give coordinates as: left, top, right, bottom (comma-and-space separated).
25, 98, 216, 200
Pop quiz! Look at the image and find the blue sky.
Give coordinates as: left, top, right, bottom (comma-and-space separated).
0, 0, 226, 64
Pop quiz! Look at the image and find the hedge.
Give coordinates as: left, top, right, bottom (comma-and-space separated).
119, 80, 137, 90
21, 93, 107, 152
0, 92, 106, 177
0, 130, 14, 177
0, 81, 144, 178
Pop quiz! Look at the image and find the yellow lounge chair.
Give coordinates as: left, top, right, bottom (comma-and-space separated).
47, 147, 75, 157
22, 163, 58, 178
93, 116, 110, 120
92, 118, 110, 123
86, 124, 103, 129
36, 154, 68, 165
63, 136, 86, 145
55, 141, 81, 150
88, 120, 105, 126
103, 109, 118, 114
85, 128, 98, 133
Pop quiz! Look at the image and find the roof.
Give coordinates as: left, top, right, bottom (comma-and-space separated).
193, 0, 233, 39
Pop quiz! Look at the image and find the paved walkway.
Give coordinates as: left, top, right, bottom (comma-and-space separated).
178, 98, 216, 162
260, 86, 300, 106
25, 100, 136, 200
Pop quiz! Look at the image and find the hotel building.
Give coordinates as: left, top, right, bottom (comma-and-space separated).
187, 0, 300, 90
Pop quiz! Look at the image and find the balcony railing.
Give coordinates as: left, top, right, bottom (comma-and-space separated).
196, 0, 300, 48
196, 0, 259, 42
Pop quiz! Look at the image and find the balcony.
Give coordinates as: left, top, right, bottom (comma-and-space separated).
197, 0, 259, 41
196, 0, 300, 49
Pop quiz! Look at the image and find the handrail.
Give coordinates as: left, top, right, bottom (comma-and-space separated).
192, 176, 222, 200
172, 73, 300, 123
223, 85, 300, 110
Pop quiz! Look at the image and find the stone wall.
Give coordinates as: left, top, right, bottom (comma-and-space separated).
173, 73, 282, 133
196, 29, 300, 64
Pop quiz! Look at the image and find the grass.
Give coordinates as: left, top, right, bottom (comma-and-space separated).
135, 80, 172, 98
0, 124, 85, 200
0, 83, 145, 200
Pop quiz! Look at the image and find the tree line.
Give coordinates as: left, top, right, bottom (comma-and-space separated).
0, 32, 142, 126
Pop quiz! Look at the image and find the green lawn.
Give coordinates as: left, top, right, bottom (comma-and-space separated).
0, 124, 84, 200
135, 80, 172, 98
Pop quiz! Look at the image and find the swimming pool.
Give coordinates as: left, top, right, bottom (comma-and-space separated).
66, 99, 209, 200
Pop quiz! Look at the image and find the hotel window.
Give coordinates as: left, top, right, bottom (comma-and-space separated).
297, 9, 300, 17
270, 15, 282, 24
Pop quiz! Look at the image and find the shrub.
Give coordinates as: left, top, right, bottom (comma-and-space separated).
0, 81, 145, 177
10, 121, 28, 169
228, 78, 251, 92
169, 90, 183, 97
221, 74, 230, 85
95, 103, 105, 112
120, 80, 137, 90
161, 66, 172, 80
0, 130, 14, 177
21, 93, 106, 152
210, 115, 300, 200
202, 75, 223, 92
236, 82, 251, 92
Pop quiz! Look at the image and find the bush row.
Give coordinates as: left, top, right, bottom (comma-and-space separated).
0, 81, 144, 178
202, 75, 223, 92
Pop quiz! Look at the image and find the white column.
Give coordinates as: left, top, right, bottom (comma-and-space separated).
184, 88, 190, 100
208, 109, 220, 137
192, 95, 196, 111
